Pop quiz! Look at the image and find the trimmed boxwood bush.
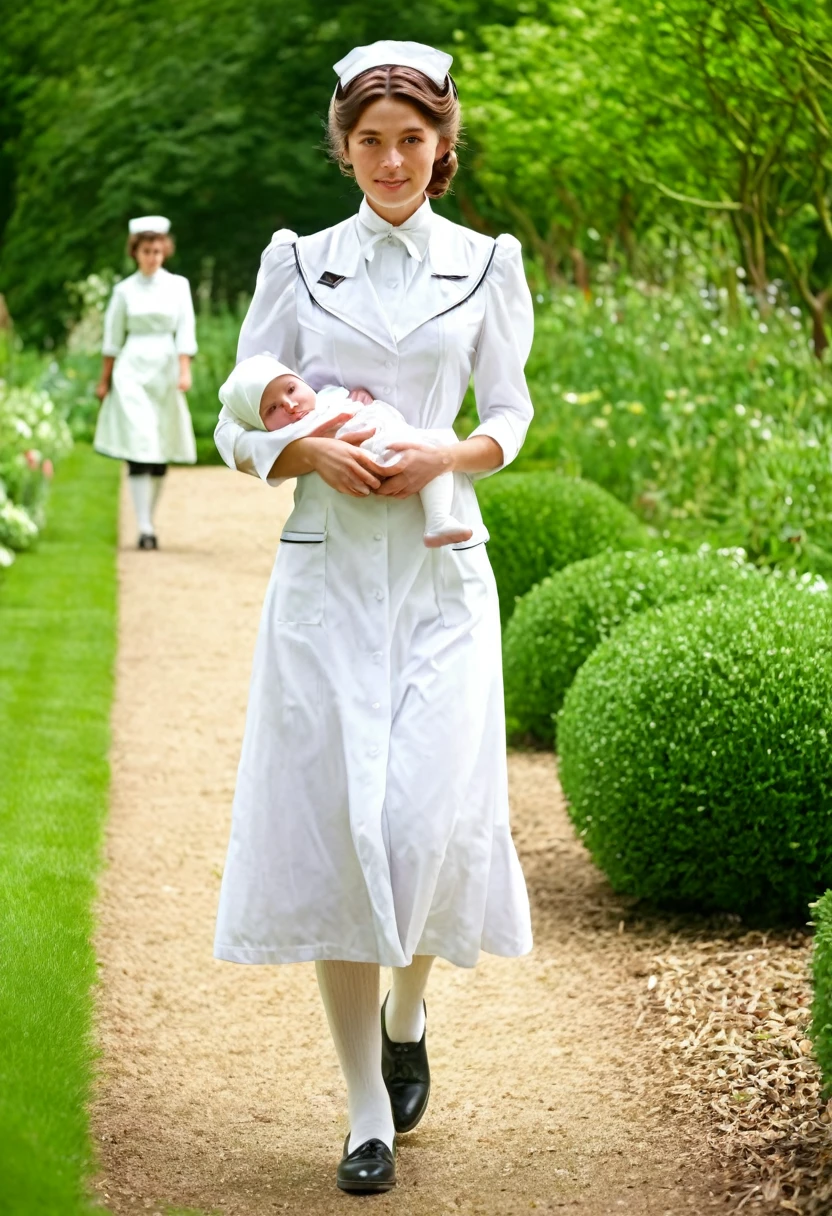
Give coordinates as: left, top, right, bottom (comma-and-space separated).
476, 472, 648, 624
811, 890, 832, 1095
558, 586, 832, 920
503, 550, 760, 746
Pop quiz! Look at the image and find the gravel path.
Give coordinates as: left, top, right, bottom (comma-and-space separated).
92, 466, 715, 1215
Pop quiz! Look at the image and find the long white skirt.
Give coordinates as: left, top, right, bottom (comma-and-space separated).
214, 474, 532, 969
94, 333, 196, 464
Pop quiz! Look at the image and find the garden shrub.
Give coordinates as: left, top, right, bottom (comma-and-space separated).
558, 585, 832, 920
811, 889, 832, 1096
476, 471, 648, 624
503, 549, 760, 746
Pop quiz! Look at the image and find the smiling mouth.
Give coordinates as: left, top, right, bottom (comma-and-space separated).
376, 179, 408, 187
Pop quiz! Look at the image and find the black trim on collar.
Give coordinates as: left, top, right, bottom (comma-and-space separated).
292, 239, 497, 325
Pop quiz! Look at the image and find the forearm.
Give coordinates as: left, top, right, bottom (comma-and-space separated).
99, 356, 115, 388
445, 435, 503, 476
178, 353, 192, 375
269, 437, 320, 480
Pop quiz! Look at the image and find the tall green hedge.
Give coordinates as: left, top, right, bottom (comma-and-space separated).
503, 549, 760, 746
558, 586, 832, 919
477, 472, 648, 624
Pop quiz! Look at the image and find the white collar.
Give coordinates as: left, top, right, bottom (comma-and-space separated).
358, 196, 434, 262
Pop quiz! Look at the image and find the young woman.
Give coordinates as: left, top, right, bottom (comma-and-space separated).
213, 40, 534, 1193
94, 216, 197, 549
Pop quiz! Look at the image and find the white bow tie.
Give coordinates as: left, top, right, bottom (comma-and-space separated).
361, 226, 425, 263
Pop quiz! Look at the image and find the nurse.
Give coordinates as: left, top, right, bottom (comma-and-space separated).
94, 216, 198, 549
213, 40, 535, 1193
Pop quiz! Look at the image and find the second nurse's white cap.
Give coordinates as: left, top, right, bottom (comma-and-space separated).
219, 354, 296, 431
333, 40, 453, 90
128, 214, 171, 235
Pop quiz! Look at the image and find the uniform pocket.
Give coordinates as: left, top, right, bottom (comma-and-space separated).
275, 530, 327, 625
436, 543, 488, 629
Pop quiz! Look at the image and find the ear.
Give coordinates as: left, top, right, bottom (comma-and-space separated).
342, 137, 352, 167
435, 136, 450, 161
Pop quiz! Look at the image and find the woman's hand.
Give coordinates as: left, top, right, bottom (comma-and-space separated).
94, 380, 110, 401
373, 442, 454, 499
347, 387, 374, 405
302, 432, 387, 497
178, 354, 192, 392
305, 412, 357, 439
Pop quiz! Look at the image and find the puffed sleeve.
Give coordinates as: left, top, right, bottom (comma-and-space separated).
214, 230, 301, 482
469, 233, 534, 475
174, 277, 198, 356
101, 283, 127, 356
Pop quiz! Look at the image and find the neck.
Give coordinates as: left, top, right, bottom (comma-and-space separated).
364, 194, 426, 227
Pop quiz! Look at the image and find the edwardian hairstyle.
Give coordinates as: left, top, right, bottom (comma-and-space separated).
328, 66, 461, 198
126, 232, 176, 261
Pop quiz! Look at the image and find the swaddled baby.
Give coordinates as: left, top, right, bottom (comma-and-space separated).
219, 354, 473, 548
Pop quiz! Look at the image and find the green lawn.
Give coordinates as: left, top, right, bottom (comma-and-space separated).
0, 445, 120, 1215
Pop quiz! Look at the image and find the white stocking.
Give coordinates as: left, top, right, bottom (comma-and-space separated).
315, 961, 395, 1151
385, 954, 434, 1042
128, 473, 154, 536
150, 474, 164, 525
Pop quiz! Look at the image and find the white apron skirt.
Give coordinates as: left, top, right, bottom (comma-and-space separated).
214, 473, 532, 969
94, 332, 197, 464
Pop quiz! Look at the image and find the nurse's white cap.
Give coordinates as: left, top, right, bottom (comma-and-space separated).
128, 215, 171, 235
333, 40, 453, 90
219, 354, 297, 432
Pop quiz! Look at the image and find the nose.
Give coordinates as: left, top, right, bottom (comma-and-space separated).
382, 147, 403, 170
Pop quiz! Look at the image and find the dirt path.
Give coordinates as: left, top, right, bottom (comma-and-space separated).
92, 467, 715, 1216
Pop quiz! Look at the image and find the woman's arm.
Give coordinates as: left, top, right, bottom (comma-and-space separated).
272, 430, 387, 498
95, 356, 115, 402
372, 434, 502, 499
178, 354, 192, 392
376, 234, 533, 499
97, 285, 127, 399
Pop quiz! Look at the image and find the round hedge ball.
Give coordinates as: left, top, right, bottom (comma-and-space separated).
558, 586, 832, 920
476, 472, 648, 625
503, 550, 761, 747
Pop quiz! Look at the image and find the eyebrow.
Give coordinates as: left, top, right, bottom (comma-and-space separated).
356, 126, 427, 136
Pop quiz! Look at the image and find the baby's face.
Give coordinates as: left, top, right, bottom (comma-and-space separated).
259, 374, 317, 431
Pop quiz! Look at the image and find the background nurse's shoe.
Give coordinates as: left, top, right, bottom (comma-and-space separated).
137, 534, 158, 550
336, 1135, 396, 1193
381, 994, 431, 1133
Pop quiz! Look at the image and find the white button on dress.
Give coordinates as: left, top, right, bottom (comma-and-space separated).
214, 197, 535, 969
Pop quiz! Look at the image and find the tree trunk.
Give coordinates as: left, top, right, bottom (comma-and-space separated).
811, 290, 830, 359
569, 247, 591, 298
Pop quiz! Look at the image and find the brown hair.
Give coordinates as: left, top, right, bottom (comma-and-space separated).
126, 231, 176, 261
328, 66, 461, 199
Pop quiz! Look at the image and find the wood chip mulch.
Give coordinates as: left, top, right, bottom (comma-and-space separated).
634, 925, 832, 1212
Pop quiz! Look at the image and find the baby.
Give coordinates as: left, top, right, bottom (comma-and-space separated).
219, 354, 472, 548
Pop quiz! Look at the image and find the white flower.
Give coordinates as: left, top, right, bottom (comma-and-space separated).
734, 404, 746, 416
701, 334, 712, 345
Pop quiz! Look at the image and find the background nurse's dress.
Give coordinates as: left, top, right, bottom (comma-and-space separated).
94, 267, 197, 465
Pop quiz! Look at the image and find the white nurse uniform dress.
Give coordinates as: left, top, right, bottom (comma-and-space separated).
94, 267, 198, 464
213, 197, 535, 969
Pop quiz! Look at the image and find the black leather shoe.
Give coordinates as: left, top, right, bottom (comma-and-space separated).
137, 534, 158, 550
381, 994, 430, 1133
336, 1135, 396, 1193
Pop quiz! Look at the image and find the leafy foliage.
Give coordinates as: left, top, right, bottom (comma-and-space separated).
476, 470, 649, 624
492, 273, 832, 574
558, 585, 832, 920
503, 548, 758, 746
810, 889, 832, 1096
